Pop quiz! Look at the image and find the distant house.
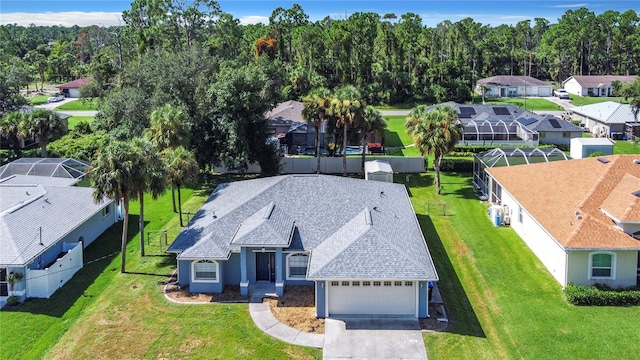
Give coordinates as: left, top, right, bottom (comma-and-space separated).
57, 77, 93, 98
266, 101, 316, 155
517, 114, 584, 146
562, 75, 637, 97
486, 155, 640, 289
571, 101, 639, 139
0, 158, 117, 306
476, 75, 553, 97
168, 175, 438, 318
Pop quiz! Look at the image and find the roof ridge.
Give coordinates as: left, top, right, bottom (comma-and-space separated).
577, 156, 621, 211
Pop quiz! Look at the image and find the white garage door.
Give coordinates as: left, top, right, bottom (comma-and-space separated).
328, 280, 416, 316
538, 87, 552, 96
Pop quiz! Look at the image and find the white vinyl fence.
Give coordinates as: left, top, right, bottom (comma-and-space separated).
26, 242, 83, 298
215, 156, 426, 174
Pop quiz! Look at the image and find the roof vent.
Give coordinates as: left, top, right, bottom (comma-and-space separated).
634, 159, 640, 165
597, 157, 610, 164
365, 208, 373, 225
263, 203, 275, 219
574, 210, 582, 220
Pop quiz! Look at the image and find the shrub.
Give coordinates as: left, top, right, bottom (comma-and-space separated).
565, 283, 640, 306
589, 151, 605, 157
440, 158, 473, 173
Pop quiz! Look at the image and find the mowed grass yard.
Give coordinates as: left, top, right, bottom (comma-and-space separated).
406, 172, 639, 359
2, 171, 639, 359
570, 95, 630, 106
55, 98, 100, 111
480, 97, 563, 111
66, 116, 94, 130
384, 115, 421, 156
0, 178, 321, 360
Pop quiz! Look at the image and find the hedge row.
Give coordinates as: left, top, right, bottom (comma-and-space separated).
440, 158, 474, 173
565, 283, 640, 306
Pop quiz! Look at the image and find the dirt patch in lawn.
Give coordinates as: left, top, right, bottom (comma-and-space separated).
268, 285, 325, 334
420, 304, 450, 331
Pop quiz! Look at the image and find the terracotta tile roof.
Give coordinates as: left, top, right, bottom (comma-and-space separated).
487, 155, 640, 250
57, 77, 93, 89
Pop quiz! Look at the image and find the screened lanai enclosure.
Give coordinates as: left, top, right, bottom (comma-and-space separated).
473, 148, 569, 200
461, 119, 539, 146
0, 158, 89, 181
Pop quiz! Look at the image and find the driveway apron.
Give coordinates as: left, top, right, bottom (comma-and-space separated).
323, 318, 427, 360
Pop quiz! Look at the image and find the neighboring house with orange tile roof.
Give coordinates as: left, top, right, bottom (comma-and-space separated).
562, 75, 637, 97
486, 155, 640, 288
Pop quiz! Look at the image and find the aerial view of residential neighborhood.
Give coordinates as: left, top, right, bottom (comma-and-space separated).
1, 0, 640, 359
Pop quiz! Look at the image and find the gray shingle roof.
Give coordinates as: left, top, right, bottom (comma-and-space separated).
168, 175, 437, 280
477, 75, 550, 87
231, 203, 294, 246
571, 102, 638, 124
265, 100, 305, 125
0, 182, 111, 266
521, 115, 584, 132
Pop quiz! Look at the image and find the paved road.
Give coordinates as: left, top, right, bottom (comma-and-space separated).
380, 110, 411, 116
323, 318, 427, 360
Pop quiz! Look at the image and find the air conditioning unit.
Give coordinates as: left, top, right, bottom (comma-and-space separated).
503, 215, 511, 226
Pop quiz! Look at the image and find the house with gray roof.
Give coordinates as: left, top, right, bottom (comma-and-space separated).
168, 175, 438, 318
476, 75, 553, 97
0, 159, 116, 306
517, 114, 584, 146
562, 75, 637, 97
266, 100, 318, 155
571, 101, 639, 139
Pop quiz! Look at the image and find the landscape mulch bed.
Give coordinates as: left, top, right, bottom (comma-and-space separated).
165, 283, 248, 303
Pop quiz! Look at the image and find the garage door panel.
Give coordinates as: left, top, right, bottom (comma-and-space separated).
328, 281, 416, 316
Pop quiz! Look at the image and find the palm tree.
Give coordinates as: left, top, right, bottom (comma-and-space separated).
131, 138, 167, 256
0, 111, 24, 155
301, 87, 330, 174
145, 103, 190, 213
359, 106, 386, 172
165, 146, 199, 227
406, 104, 462, 194
89, 140, 138, 273
18, 109, 66, 157
327, 85, 364, 176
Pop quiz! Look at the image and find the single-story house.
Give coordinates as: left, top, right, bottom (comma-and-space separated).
571, 101, 639, 139
0, 158, 117, 306
167, 175, 438, 318
569, 138, 614, 159
517, 114, 584, 146
562, 75, 637, 97
476, 75, 553, 97
486, 155, 640, 288
57, 77, 93, 98
266, 100, 318, 155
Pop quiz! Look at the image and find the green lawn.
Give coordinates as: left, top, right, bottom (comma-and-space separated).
405, 172, 640, 359
29, 95, 50, 106
0, 180, 320, 360
479, 97, 563, 111
614, 139, 640, 154
67, 116, 94, 130
55, 98, 100, 111
384, 115, 421, 156
570, 95, 630, 107
3, 171, 639, 359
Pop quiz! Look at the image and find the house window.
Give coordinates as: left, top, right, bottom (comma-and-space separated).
518, 205, 523, 223
362, 281, 371, 286
101, 205, 110, 217
192, 260, 219, 282
341, 281, 350, 286
331, 281, 339, 286
352, 281, 360, 286
286, 253, 308, 279
394, 281, 403, 286
405, 281, 413, 286
590, 252, 615, 279
383, 281, 392, 286
562, 132, 571, 138
0, 268, 7, 296
373, 281, 381, 286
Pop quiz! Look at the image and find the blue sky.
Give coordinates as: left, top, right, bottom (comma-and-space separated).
1, 1, 638, 27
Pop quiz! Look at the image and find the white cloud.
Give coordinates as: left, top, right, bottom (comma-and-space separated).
547, 3, 589, 8
238, 15, 269, 25
0, 12, 123, 27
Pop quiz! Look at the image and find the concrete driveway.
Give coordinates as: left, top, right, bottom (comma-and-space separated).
323, 318, 427, 360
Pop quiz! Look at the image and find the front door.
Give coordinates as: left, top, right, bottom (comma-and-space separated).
256, 252, 275, 282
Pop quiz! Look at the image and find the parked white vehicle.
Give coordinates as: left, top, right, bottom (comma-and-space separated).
47, 94, 65, 103
554, 89, 570, 99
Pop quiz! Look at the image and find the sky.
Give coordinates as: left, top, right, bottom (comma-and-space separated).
0, 0, 638, 28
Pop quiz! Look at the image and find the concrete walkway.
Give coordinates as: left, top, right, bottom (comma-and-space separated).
248, 300, 325, 348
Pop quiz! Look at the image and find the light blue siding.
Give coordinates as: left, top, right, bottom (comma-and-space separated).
66, 202, 117, 248
418, 281, 428, 318
315, 281, 326, 318
224, 253, 241, 284
177, 259, 191, 286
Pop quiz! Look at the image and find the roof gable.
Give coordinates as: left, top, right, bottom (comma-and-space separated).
57, 77, 93, 89
477, 75, 550, 87
487, 155, 640, 250
231, 203, 294, 246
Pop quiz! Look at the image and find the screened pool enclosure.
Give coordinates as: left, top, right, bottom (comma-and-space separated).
0, 158, 89, 180
473, 148, 569, 199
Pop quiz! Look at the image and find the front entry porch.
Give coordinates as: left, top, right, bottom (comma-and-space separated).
240, 247, 284, 296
